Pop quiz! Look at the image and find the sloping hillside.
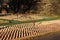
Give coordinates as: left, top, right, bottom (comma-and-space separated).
38, 0, 60, 16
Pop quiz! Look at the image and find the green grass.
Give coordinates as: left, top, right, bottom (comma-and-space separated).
0, 17, 60, 26
20, 17, 60, 23
0, 19, 21, 26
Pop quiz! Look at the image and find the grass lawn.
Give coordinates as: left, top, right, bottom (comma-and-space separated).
0, 17, 60, 26
20, 17, 60, 23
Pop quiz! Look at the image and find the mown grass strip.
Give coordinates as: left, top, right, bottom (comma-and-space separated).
0, 17, 60, 26
20, 17, 60, 23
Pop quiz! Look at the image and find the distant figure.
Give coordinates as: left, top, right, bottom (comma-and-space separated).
33, 20, 36, 26
9, 21, 12, 23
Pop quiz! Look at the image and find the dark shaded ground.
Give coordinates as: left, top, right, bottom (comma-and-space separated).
22, 32, 60, 40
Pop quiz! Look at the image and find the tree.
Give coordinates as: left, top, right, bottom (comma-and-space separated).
10, 0, 40, 14
50, 0, 60, 15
